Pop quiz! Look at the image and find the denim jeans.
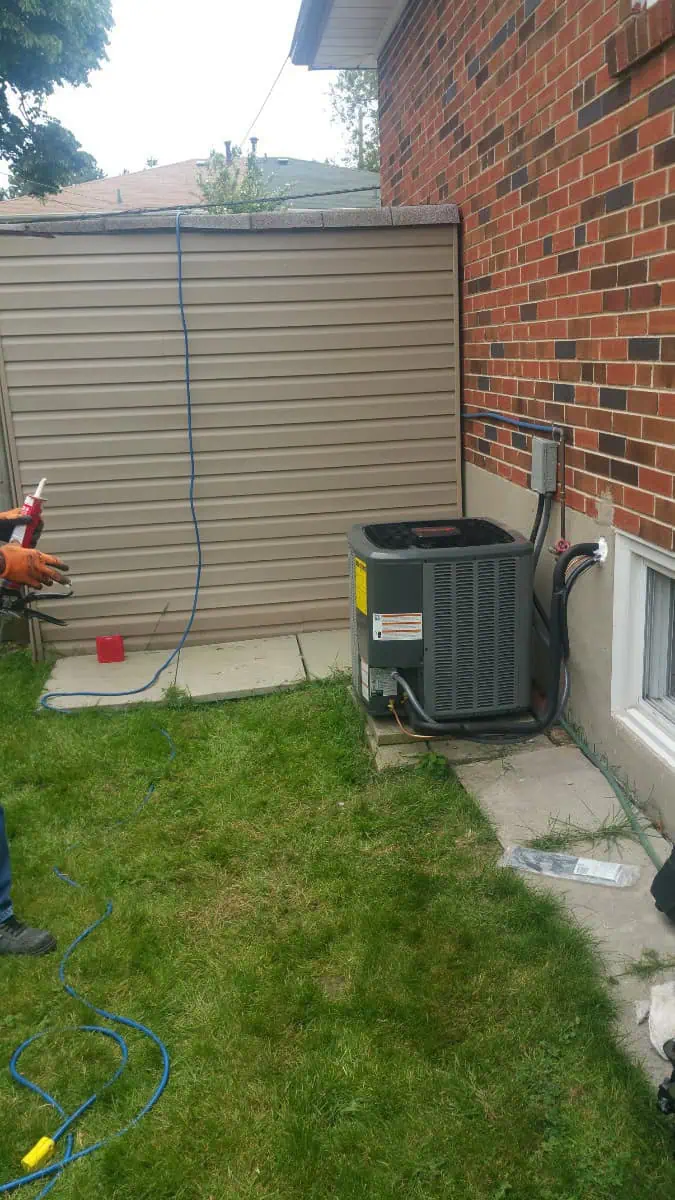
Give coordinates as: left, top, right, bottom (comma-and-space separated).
0, 805, 12, 924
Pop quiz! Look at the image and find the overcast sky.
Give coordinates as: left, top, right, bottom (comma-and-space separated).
23, 0, 345, 177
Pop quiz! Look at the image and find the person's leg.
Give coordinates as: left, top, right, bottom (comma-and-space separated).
0, 804, 12, 924
0, 806, 55, 955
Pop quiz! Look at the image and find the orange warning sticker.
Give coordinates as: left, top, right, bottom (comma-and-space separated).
372, 612, 423, 641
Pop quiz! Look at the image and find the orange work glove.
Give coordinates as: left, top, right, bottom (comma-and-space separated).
0, 510, 43, 546
0, 544, 69, 588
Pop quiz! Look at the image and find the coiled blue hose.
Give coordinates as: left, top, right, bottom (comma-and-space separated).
2, 733, 175, 1197
2, 211, 200, 1195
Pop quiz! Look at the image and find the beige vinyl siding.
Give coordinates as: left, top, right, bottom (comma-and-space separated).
0, 215, 460, 654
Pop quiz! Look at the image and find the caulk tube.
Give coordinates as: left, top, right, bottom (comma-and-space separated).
1, 478, 47, 594
9, 477, 47, 548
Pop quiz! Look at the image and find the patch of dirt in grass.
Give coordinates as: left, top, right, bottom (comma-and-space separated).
319, 973, 349, 1001
179, 887, 255, 926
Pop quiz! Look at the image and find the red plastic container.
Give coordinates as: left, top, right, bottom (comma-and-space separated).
96, 635, 125, 664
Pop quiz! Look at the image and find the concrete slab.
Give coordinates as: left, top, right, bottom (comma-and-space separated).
298, 630, 350, 680
456, 744, 675, 1083
41, 648, 181, 710
520, 852, 675, 1082
366, 717, 429, 769
457, 746, 623, 846
364, 711, 410, 746
365, 706, 561, 754
365, 724, 551, 771
178, 637, 305, 701
41, 635, 306, 710
374, 741, 430, 771
431, 733, 551, 767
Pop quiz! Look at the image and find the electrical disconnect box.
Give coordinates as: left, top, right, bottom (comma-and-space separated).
530, 437, 558, 495
349, 518, 533, 721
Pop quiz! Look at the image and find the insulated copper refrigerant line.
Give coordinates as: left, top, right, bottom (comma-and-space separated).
1, 211, 201, 1197
392, 541, 605, 741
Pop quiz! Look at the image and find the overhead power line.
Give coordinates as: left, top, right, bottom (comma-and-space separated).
0, 184, 381, 224
240, 55, 290, 146
1, 54, 288, 210
0, 171, 113, 213
0, 192, 101, 215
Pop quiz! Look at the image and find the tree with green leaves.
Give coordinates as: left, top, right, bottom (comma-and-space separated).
198, 145, 288, 213
329, 70, 380, 172
5, 138, 104, 197
0, 0, 112, 198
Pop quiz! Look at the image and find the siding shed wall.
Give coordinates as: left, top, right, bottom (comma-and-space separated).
0, 211, 460, 653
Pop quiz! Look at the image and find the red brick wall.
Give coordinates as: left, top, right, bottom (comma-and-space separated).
379, 0, 675, 549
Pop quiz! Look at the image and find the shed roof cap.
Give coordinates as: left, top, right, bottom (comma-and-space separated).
0, 204, 460, 237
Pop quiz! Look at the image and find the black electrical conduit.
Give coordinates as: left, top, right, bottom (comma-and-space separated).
529, 493, 545, 544
392, 542, 601, 740
532, 493, 553, 570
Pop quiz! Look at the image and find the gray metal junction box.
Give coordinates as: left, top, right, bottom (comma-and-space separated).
348, 518, 533, 721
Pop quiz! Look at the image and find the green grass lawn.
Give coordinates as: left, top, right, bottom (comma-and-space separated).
1, 646, 673, 1199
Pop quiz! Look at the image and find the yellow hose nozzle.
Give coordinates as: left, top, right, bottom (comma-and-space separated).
22, 1137, 56, 1172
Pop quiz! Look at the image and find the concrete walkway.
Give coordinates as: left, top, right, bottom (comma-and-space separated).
459, 744, 674, 1084
40, 629, 351, 710
364, 712, 675, 1082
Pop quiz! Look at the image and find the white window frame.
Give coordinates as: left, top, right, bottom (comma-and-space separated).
612, 531, 675, 772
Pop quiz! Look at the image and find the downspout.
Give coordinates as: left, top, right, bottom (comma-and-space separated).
455, 214, 466, 516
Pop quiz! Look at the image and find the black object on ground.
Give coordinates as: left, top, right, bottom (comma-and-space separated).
658, 1040, 675, 1117
651, 848, 675, 923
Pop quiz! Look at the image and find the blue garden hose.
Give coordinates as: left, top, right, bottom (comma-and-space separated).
2, 211, 200, 1195
39, 209, 203, 714
2, 737, 173, 1198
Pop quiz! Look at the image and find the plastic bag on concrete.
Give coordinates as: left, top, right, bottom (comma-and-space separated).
498, 846, 640, 888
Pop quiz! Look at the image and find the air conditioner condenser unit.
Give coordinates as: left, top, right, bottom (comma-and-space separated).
349, 518, 533, 722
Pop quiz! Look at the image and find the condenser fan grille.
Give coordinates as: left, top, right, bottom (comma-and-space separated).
429, 557, 521, 717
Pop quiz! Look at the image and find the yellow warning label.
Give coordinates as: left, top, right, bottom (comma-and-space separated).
354, 557, 367, 614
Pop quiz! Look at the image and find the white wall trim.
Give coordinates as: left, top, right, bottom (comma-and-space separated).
617, 704, 675, 776
375, 0, 410, 57
612, 530, 675, 775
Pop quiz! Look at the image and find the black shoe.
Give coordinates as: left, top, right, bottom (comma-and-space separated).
0, 916, 56, 957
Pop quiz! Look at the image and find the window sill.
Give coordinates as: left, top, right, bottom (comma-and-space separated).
616, 701, 675, 774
